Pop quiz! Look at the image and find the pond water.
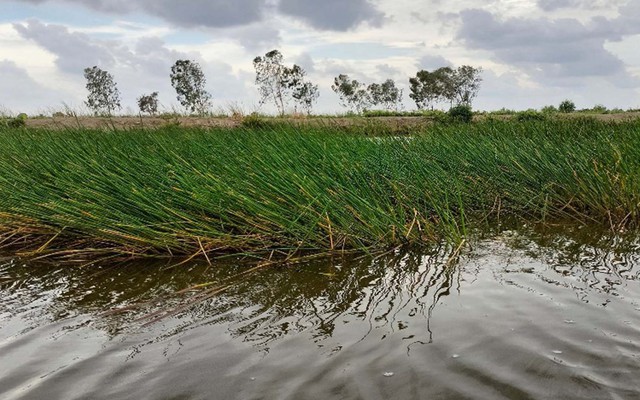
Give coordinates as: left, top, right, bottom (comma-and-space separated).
1, 225, 639, 400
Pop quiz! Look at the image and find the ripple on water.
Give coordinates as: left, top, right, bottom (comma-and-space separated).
0, 225, 639, 399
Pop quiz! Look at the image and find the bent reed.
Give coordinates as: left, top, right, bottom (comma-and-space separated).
1, 118, 639, 260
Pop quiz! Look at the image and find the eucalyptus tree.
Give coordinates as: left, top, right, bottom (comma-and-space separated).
170, 60, 212, 115
253, 50, 318, 115
409, 67, 454, 110
450, 65, 483, 107
409, 65, 482, 109
83, 66, 121, 115
367, 79, 403, 111
292, 80, 320, 115
332, 74, 371, 113
137, 92, 159, 115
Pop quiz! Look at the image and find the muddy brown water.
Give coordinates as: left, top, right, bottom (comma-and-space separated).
1, 225, 639, 400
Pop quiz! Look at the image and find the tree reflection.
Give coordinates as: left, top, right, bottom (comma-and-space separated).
1, 222, 639, 351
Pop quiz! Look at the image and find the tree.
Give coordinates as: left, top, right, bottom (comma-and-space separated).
409, 65, 482, 109
558, 100, 576, 113
368, 79, 403, 111
83, 66, 121, 115
170, 60, 212, 115
253, 50, 317, 115
137, 92, 159, 115
332, 74, 371, 113
293, 81, 320, 115
409, 67, 454, 110
450, 66, 483, 107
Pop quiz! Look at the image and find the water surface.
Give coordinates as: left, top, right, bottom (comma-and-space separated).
1, 225, 639, 399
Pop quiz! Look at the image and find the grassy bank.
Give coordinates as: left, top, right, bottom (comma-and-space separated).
1, 119, 639, 260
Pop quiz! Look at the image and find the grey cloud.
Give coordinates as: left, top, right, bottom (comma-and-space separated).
13, 20, 116, 74
10, 19, 252, 112
537, 0, 624, 12
230, 24, 281, 53
457, 9, 637, 85
132, 37, 197, 76
14, 20, 199, 77
143, 0, 266, 28
278, 0, 384, 31
11, 0, 267, 28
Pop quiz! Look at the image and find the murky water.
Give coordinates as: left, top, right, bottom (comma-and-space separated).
1, 225, 639, 400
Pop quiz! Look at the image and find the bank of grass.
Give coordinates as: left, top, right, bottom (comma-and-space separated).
1, 118, 639, 260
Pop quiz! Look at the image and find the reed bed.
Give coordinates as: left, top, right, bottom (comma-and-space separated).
1, 119, 639, 260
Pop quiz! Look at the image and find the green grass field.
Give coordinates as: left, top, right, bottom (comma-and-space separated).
1, 118, 639, 260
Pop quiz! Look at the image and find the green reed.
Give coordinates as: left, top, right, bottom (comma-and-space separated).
1, 118, 639, 258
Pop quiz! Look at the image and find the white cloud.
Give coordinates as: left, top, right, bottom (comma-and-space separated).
0, 0, 638, 113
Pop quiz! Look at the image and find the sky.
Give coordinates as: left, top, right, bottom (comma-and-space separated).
1, 0, 640, 114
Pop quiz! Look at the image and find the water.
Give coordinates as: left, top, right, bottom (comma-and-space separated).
1, 225, 639, 399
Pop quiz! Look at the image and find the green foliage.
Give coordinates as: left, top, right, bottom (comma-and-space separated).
490, 108, 518, 115
170, 60, 212, 115
590, 104, 608, 114
559, 100, 576, 113
253, 50, 318, 115
332, 74, 371, 113
2, 113, 27, 128
541, 105, 558, 114
515, 109, 547, 122
83, 66, 121, 115
240, 113, 277, 129
367, 79, 403, 111
409, 66, 483, 110
409, 67, 453, 110
448, 105, 473, 123
2, 119, 640, 257
137, 92, 159, 115
451, 65, 483, 106
362, 109, 446, 119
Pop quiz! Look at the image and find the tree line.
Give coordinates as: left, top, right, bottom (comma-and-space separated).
82, 49, 483, 116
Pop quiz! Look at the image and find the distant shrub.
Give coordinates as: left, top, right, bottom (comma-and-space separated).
448, 105, 473, 123
159, 112, 181, 120
516, 109, 547, 122
559, 100, 576, 113
491, 108, 517, 115
363, 109, 449, 120
241, 113, 275, 129
541, 105, 557, 114
428, 110, 450, 123
591, 104, 607, 114
3, 113, 27, 128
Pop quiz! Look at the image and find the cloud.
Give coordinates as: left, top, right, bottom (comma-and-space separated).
10, 0, 268, 28
0, 60, 68, 112
457, 9, 638, 86
229, 23, 281, 53
294, 52, 316, 74
10, 19, 252, 113
417, 54, 452, 70
278, 0, 384, 31
14, 19, 117, 74
537, 0, 623, 12
143, 0, 266, 29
